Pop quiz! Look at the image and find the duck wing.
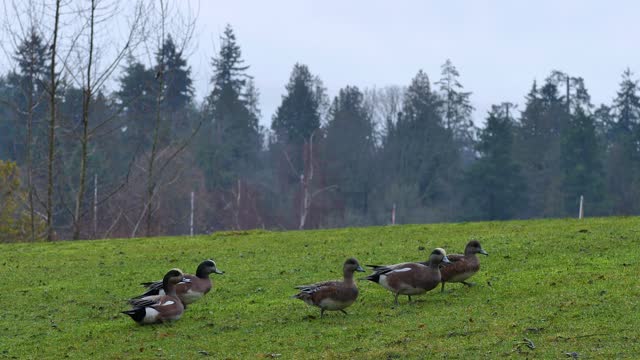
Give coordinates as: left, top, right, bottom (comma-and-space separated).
295, 280, 340, 293
128, 295, 164, 308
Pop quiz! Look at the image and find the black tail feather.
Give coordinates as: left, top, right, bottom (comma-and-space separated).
361, 272, 381, 283
121, 308, 146, 323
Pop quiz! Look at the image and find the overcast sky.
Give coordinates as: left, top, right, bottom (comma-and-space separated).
2, 1, 637, 127
172, 0, 638, 127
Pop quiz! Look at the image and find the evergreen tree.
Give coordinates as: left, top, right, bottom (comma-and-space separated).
199, 24, 261, 190
593, 104, 614, 141
515, 78, 567, 217
1, 28, 50, 162
560, 104, 605, 215
384, 70, 460, 221
323, 86, 376, 220
116, 58, 156, 147
606, 69, 640, 214
271, 63, 325, 146
436, 59, 475, 162
465, 104, 525, 220
13, 28, 50, 113
156, 34, 193, 111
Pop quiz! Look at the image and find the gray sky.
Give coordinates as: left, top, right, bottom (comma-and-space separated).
177, 0, 638, 127
1, 1, 637, 127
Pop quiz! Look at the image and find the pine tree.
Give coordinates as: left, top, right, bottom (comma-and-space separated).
560, 104, 605, 215
384, 70, 460, 221
271, 63, 325, 146
436, 59, 475, 161
198, 24, 261, 190
156, 34, 193, 111
323, 86, 376, 220
4, 27, 51, 241
465, 104, 525, 220
3, 27, 50, 162
515, 78, 566, 217
606, 69, 640, 214
116, 58, 156, 146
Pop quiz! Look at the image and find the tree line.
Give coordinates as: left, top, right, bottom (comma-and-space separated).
1, 7, 640, 241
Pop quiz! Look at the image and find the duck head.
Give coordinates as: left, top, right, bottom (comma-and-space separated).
162, 268, 186, 289
344, 257, 366, 273
467, 240, 488, 256
197, 259, 224, 277
430, 248, 451, 265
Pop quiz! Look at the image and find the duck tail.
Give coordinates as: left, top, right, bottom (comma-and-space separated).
291, 292, 311, 301
360, 272, 381, 283
121, 308, 146, 323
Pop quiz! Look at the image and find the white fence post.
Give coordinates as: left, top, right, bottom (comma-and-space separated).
93, 174, 98, 237
391, 203, 396, 225
578, 195, 584, 219
190, 191, 194, 236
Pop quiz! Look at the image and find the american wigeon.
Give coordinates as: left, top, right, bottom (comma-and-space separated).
364, 248, 451, 305
122, 269, 186, 324
134, 259, 223, 307
436, 240, 488, 292
292, 258, 365, 318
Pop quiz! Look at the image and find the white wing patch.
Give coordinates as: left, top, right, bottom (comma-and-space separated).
160, 300, 175, 306
391, 268, 412, 273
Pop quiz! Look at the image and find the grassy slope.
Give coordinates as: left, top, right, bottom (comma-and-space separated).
0, 217, 639, 359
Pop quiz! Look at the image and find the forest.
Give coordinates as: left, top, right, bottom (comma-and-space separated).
1, 1, 640, 241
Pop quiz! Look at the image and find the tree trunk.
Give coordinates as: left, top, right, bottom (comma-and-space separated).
26, 71, 35, 241
73, 0, 96, 240
46, 0, 61, 241
145, 1, 166, 237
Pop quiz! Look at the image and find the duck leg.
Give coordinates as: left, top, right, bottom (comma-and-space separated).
441, 282, 446, 293
407, 295, 412, 302
320, 309, 325, 318
394, 292, 400, 306
340, 309, 348, 315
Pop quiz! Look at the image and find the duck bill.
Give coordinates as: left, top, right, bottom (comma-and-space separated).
441, 255, 452, 264
214, 269, 225, 275
479, 249, 489, 256
356, 265, 366, 272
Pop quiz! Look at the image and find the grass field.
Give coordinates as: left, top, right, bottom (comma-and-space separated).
1, 217, 639, 359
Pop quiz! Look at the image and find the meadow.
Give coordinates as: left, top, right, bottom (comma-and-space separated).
0, 217, 639, 359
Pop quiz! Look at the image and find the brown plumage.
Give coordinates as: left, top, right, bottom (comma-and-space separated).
364, 248, 451, 305
122, 269, 186, 324
438, 240, 488, 292
292, 258, 365, 317
134, 259, 224, 307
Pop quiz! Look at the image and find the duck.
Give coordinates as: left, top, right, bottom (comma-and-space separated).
292, 258, 365, 318
364, 248, 451, 305
134, 259, 223, 307
122, 269, 186, 324
436, 239, 488, 292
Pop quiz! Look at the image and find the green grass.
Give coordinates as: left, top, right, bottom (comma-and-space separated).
1, 217, 639, 359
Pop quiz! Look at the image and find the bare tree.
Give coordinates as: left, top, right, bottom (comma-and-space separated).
298, 130, 336, 229
69, 0, 145, 239
365, 85, 405, 142
45, 0, 61, 241
0, 1, 49, 241
133, 0, 198, 237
